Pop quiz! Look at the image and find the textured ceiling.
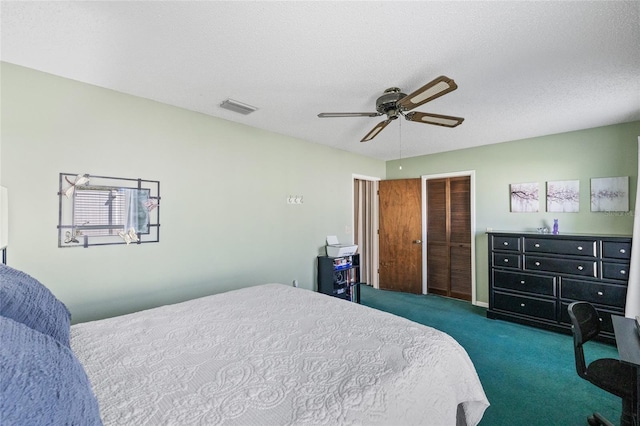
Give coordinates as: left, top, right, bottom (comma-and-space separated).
2, 1, 639, 161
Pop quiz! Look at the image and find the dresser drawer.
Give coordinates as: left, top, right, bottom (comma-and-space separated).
524, 238, 597, 257
493, 270, 555, 296
560, 302, 620, 334
602, 262, 630, 281
602, 241, 632, 260
560, 278, 627, 307
492, 235, 520, 252
525, 256, 596, 277
493, 253, 521, 269
494, 292, 556, 320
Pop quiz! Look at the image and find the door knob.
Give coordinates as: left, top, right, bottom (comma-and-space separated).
413, 240, 422, 244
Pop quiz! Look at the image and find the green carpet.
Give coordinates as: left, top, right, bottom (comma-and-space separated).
359, 285, 622, 426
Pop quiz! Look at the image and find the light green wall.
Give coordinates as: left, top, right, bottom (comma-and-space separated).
2, 62, 638, 319
387, 121, 640, 304
0, 62, 385, 323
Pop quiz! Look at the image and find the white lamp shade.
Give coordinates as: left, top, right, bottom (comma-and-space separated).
0, 186, 8, 249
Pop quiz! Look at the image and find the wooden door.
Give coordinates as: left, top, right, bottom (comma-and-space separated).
378, 179, 422, 293
427, 176, 471, 300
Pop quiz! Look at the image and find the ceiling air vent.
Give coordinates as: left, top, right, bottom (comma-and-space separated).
219, 98, 258, 115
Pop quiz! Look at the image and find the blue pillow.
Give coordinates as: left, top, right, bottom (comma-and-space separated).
0, 316, 102, 425
0, 264, 71, 346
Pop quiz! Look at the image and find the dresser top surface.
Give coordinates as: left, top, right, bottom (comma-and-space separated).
487, 231, 631, 239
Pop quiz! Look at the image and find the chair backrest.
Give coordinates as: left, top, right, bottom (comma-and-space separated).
567, 301, 602, 380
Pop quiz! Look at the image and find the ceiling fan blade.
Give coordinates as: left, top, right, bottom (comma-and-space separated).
361, 119, 392, 142
397, 76, 458, 111
405, 112, 464, 127
318, 112, 381, 118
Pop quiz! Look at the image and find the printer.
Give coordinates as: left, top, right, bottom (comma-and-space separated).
325, 235, 358, 257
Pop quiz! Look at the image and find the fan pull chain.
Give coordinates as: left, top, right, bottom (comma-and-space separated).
398, 119, 403, 170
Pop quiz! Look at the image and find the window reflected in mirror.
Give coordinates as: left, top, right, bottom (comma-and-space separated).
58, 173, 160, 248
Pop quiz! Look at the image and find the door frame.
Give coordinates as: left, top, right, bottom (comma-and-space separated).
421, 170, 479, 305
352, 174, 381, 287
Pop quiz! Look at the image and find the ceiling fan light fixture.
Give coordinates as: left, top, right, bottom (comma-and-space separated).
220, 98, 258, 115
387, 109, 400, 120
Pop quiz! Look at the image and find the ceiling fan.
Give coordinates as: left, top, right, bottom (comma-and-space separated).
318, 75, 464, 142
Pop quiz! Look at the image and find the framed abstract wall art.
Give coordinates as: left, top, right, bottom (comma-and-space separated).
546, 180, 579, 213
590, 176, 629, 212
510, 182, 539, 212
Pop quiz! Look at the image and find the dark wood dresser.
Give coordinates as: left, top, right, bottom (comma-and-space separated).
487, 231, 631, 343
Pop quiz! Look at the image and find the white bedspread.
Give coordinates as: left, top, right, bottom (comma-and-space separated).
71, 284, 488, 425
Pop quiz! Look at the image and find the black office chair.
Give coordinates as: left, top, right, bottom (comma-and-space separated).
567, 301, 637, 426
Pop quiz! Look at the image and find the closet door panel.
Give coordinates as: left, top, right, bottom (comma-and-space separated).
427, 242, 449, 294
449, 177, 471, 244
451, 245, 472, 300
427, 176, 471, 300
427, 179, 447, 242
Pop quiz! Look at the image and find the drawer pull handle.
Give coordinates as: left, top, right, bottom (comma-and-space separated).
520, 280, 525, 284
503, 242, 509, 246
577, 246, 583, 251
520, 303, 526, 307
577, 266, 584, 271
620, 249, 626, 254
503, 259, 509, 263
621, 270, 626, 275
534, 243, 540, 248
597, 291, 603, 296
535, 262, 541, 266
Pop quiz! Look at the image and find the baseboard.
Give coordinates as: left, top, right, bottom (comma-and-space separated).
474, 301, 488, 308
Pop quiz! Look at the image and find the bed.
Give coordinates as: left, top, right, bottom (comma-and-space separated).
0, 264, 489, 425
